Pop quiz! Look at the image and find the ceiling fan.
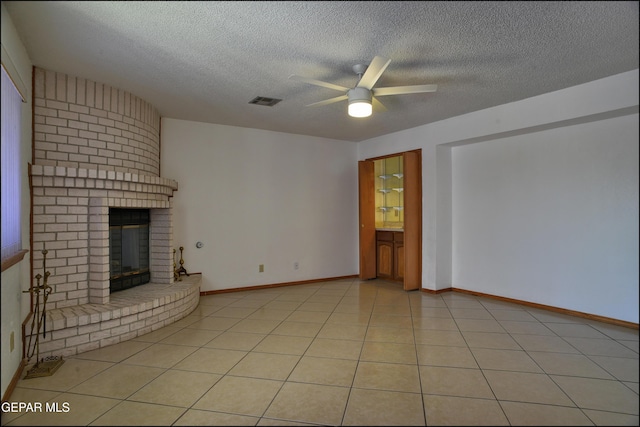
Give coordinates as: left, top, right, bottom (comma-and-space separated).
289, 56, 437, 118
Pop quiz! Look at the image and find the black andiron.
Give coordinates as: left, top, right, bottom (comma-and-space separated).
174, 246, 189, 282
22, 249, 64, 379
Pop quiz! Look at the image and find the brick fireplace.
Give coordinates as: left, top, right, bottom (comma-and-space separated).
30, 163, 178, 307
27, 67, 200, 358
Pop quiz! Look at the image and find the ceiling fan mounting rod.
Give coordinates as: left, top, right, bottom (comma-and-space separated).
353, 63, 368, 77
353, 63, 368, 83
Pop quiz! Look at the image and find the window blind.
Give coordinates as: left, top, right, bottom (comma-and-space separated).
1, 65, 23, 261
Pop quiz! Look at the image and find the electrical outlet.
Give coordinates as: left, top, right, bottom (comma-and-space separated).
259, 264, 264, 273
10, 331, 14, 352
294, 262, 299, 270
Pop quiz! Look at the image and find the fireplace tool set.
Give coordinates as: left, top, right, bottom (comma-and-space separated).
22, 249, 64, 379
174, 246, 189, 281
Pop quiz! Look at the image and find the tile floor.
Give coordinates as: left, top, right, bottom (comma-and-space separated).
2, 278, 638, 426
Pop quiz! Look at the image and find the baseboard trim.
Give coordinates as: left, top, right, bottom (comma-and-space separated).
201, 278, 637, 329
2, 358, 27, 403
421, 287, 638, 330
200, 275, 359, 296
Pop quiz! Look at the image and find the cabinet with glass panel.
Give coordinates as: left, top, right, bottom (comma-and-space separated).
374, 155, 403, 229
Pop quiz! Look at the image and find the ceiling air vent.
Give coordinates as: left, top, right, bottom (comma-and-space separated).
249, 96, 282, 107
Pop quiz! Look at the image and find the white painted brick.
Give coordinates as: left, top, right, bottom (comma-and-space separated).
70, 104, 90, 114
35, 106, 58, 117
130, 320, 147, 332
89, 329, 112, 342
120, 314, 139, 326
34, 196, 57, 205
58, 145, 79, 155
55, 266, 78, 276
46, 100, 69, 111
111, 325, 130, 336
51, 327, 79, 340
45, 134, 67, 144
68, 136, 89, 146
68, 120, 89, 130
56, 215, 79, 224
66, 285, 87, 296
78, 323, 101, 335
59, 110, 79, 121
46, 117, 68, 127
59, 127, 79, 138
144, 315, 159, 326
38, 339, 66, 354
100, 319, 120, 330
66, 334, 90, 347
56, 73, 66, 101
68, 188, 89, 197
44, 224, 68, 233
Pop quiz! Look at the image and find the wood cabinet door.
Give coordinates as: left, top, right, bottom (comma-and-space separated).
358, 160, 376, 280
377, 241, 394, 278
403, 150, 422, 291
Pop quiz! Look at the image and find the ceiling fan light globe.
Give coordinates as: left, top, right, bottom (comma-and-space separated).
349, 101, 372, 117
348, 87, 373, 118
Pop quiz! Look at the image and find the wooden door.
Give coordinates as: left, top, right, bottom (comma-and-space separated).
403, 150, 422, 290
358, 160, 376, 280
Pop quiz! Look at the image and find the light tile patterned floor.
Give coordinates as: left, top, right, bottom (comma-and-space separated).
2, 278, 638, 426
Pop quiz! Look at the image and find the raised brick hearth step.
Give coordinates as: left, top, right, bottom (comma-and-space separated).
29, 274, 201, 359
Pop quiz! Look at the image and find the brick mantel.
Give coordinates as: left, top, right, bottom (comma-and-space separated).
30, 164, 178, 200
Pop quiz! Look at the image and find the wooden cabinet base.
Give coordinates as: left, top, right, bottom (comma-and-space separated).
376, 230, 404, 282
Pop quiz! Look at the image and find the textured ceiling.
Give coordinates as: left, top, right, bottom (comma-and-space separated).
4, 1, 639, 142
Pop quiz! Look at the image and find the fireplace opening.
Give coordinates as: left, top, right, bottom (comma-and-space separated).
109, 208, 151, 293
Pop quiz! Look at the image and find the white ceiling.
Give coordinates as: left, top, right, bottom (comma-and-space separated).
4, 1, 639, 142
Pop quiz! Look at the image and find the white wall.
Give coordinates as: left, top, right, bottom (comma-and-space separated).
358, 70, 639, 324
1, 2, 33, 397
161, 119, 359, 292
452, 114, 638, 323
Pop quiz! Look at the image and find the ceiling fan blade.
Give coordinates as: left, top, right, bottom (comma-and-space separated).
357, 56, 391, 90
372, 96, 387, 112
306, 94, 348, 107
373, 84, 438, 97
289, 75, 349, 92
